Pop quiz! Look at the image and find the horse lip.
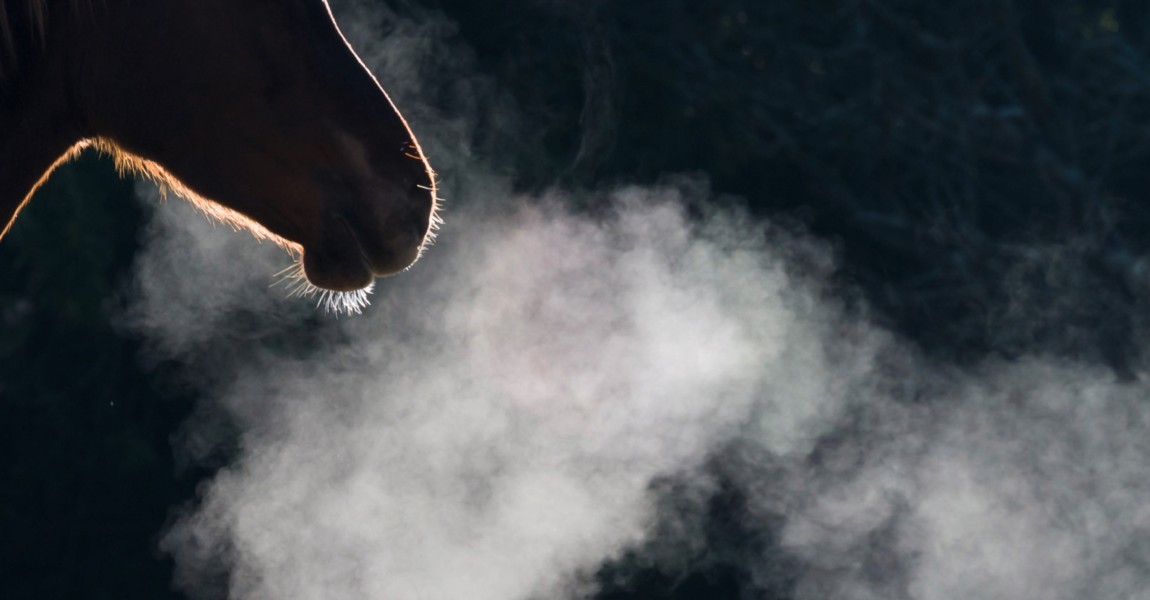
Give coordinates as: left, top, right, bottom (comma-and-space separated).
337, 212, 423, 278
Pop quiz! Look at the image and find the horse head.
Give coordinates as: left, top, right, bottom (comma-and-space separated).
0, 0, 438, 294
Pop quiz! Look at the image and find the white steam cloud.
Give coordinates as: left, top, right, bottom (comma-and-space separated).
124, 4, 1150, 600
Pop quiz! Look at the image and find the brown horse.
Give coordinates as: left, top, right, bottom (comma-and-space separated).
0, 0, 438, 299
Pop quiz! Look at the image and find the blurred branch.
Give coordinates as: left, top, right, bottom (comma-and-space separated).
995, 0, 1054, 126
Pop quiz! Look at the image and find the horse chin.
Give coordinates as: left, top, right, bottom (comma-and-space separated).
301, 246, 375, 292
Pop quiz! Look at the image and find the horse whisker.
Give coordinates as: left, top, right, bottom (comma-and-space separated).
270, 258, 374, 315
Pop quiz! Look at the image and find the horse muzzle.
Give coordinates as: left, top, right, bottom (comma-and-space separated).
300, 179, 432, 291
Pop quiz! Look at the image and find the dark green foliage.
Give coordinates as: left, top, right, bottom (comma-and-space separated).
427, 0, 1150, 367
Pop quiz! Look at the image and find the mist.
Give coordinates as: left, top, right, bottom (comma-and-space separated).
123, 3, 1150, 600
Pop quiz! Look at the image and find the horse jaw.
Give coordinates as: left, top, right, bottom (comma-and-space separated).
0, 53, 83, 240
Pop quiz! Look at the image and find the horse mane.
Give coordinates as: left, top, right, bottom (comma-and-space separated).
0, 0, 42, 83
0, 0, 92, 84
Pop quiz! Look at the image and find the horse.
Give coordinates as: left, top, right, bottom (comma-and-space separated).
0, 0, 438, 305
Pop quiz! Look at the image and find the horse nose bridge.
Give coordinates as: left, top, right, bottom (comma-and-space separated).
311, 47, 410, 135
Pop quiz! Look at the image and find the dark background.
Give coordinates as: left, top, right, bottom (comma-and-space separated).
4, 0, 1150, 598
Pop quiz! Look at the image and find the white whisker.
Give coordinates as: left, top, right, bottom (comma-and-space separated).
270, 259, 375, 315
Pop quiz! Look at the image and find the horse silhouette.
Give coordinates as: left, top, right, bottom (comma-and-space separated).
0, 0, 438, 297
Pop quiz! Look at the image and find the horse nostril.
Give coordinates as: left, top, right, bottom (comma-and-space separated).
393, 220, 423, 248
